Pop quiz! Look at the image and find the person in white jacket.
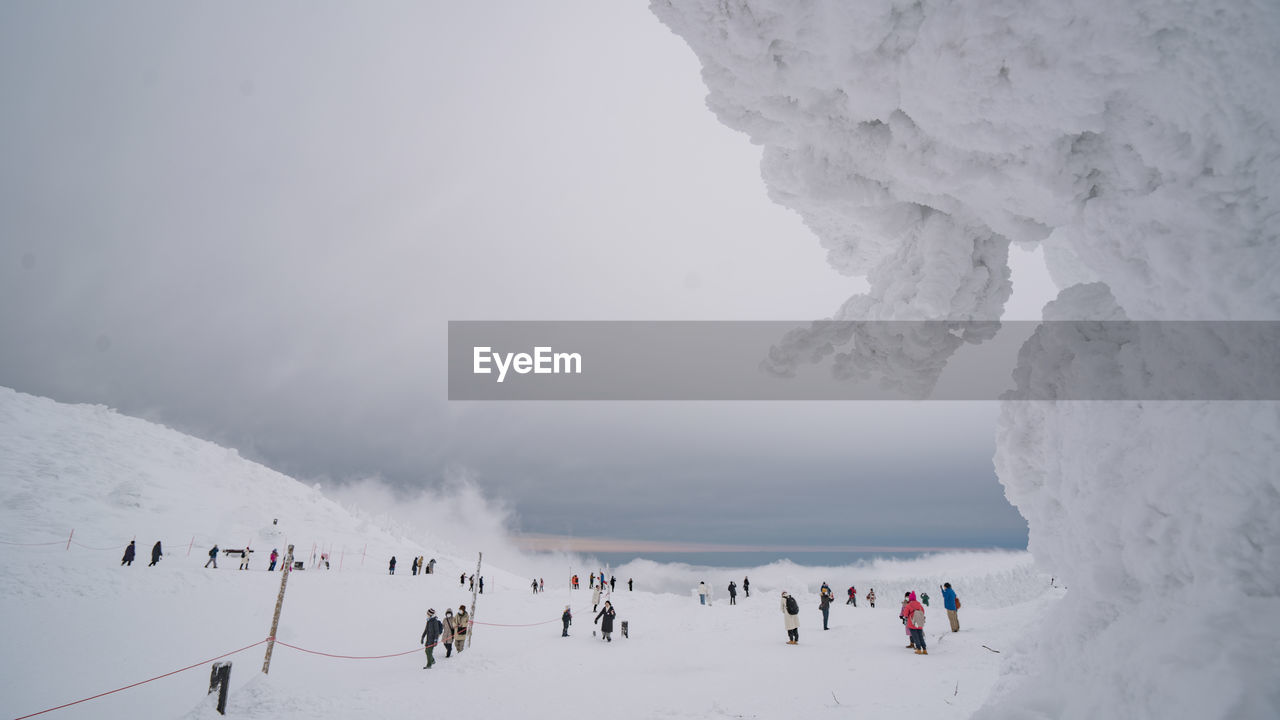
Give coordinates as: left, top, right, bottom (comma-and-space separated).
781, 591, 800, 644
592, 583, 602, 612
698, 581, 709, 605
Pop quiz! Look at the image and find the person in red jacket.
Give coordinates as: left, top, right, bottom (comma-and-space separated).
903, 591, 927, 655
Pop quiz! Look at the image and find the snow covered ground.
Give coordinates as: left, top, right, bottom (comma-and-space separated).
0, 388, 1056, 719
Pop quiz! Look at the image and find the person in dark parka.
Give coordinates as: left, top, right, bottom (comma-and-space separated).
420, 609, 443, 668
121, 541, 136, 566
148, 541, 162, 566
594, 601, 616, 642
205, 545, 219, 568
562, 606, 572, 637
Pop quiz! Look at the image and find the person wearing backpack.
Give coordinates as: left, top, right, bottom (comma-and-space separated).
941, 582, 960, 632
904, 591, 927, 654
899, 592, 916, 648
420, 608, 443, 669
781, 591, 800, 644
205, 545, 219, 569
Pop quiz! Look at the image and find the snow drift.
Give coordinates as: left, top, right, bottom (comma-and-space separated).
652, 0, 1280, 717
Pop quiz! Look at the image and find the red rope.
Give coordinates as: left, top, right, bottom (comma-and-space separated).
469, 617, 561, 627
272, 640, 427, 660
12, 638, 270, 720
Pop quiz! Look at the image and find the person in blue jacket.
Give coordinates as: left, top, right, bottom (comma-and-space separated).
941, 582, 960, 632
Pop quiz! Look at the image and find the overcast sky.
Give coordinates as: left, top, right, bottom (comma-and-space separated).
0, 2, 1049, 551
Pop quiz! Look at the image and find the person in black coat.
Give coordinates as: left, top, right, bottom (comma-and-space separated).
728, 580, 738, 605
743, 576, 750, 597
389, 556, 396, 575
148, 541, 162, 566
561, 606, 572, 637
121, 541, 136, 566
420, 609, 443, 669
594, 601, 617, 642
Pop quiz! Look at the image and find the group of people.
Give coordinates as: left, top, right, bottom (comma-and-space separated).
419, 605, 471, 669
569, 574, 633, 592
121, 541, 289, 572
559, 601, 618, 641
456, 573, 485, 593
775, 581, 961, 652
119, 540, 162, 567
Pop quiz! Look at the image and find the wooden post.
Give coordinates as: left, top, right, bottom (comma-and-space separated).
261, 544, 295, 674
66, 528, 74, 551
208, 661, 231, 714
466, 552, 482, 649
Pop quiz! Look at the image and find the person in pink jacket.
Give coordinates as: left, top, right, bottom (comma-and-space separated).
903, 591, 927, 655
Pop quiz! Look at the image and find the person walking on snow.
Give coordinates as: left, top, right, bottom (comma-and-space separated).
239, 549, 251, 570
479, 576, 484, 594
698, 581, 708, 605
847, 585, 857, 606
389, 556, 397, 575
540, 578, 544, 592
421, 609, 443, 669
205, 545, 219, 568
628, 578, 633, 591
562, 606, 572, 637
461, 572, 466, 586
592, 583, 602, 612
269, 549, 279, 572
441, 609, 456, 657
610, 575, 616, 592
819, 588, 832, 630
900, 592, 915, 648
941, 582, 960, 632
904, 592, 927, 654
454, 606, 469, 653
148, 541, 163, 566
121, 540, 136, 566
468, 575, 475, 591
743, 576, 750, 598
728, 581, 737, 605
594, 601, 617, 641
781, 591, 800, 644
532, 578, 539, 594
866, 588, 876, 608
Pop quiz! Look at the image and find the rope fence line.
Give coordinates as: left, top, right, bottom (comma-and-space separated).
9, 611, 578, 718
0, 540, 65, 546
11, 638, 271, 720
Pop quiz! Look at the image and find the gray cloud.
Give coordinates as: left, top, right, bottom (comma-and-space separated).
0, 2, 1031, 552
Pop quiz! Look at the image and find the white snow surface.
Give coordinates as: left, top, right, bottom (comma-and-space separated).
0, 387, 1053, 719
652, 1, 1280, 718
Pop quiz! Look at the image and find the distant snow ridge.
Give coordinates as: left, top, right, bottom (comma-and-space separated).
653, 1, 1280, 717
0, 386, 453, 585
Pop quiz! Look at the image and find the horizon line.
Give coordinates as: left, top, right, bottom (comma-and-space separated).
511, 533, 1009, 555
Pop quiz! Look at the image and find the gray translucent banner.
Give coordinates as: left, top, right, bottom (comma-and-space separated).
447, 321, 1280, 401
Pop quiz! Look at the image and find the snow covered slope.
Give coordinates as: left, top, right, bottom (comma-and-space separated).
652, 1, 1280, 717
1, 387, 1055, 719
